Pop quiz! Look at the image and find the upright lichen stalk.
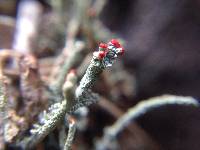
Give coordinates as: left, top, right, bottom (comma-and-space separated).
75, 39, 124, 98
0, 75, 7, 114
63, 117, 76, 150
0, 74, 7, 150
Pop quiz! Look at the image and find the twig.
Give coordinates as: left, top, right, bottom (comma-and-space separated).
97, 95, 199, 150
98, 97, 161, 150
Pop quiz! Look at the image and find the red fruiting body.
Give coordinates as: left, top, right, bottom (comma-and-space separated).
119, 47, 125, 55
98, 51, 106, 59
110, 39, 121, 48
99, 43, 107, 49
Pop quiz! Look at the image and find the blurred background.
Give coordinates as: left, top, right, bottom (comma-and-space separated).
1, 0, 200, 149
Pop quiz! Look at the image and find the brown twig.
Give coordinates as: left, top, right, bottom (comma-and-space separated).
98, 97, 161, 150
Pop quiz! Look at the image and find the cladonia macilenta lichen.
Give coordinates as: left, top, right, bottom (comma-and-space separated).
75, 39, 125, 108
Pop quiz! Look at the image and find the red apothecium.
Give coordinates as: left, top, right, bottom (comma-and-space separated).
110, 39, 121, 48
99, 43, 108, 49
98, 51, 106, 59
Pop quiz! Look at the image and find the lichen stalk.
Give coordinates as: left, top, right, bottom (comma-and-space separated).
75, 39, 125, 106
0, 75, 7, 113
0, 75, 6, 150
64, 117, 76, 150
19, 100, 67, 149
75, 58, 103, 98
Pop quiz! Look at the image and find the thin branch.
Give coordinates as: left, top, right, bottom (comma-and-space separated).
97, 95, 199, 150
